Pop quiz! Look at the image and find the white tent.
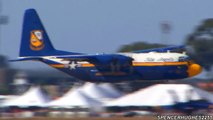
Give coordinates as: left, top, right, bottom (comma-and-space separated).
0, 95, 16, 105
106, 84, 213, 107
2, 86, 50, 107
80, 83, 123, 102
47, 88, 103, 111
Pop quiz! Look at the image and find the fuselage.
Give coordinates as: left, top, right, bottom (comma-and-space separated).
14, 9, 202, 83
39, 52, 202, 82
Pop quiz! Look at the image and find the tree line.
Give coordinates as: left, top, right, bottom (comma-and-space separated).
117, 19, 213, 71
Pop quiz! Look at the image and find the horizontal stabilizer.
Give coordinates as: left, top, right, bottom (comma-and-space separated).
9, 57, 42, 62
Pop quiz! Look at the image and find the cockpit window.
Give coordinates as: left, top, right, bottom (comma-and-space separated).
178, 56, 190, 62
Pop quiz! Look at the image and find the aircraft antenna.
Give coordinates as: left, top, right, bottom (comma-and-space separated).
160, 21, 172, 45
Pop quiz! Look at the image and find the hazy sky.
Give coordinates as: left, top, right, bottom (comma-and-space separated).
1, 0, 213, 69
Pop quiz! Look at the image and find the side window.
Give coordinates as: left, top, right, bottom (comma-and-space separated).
179, 57, 185, 62
179, 56, 190, 62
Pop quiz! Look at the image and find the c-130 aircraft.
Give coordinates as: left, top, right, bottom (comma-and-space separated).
11, 9, 202, 82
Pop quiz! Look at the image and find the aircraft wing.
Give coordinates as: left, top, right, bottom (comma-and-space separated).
132, 45, 185, 53
56, 54, 133, 65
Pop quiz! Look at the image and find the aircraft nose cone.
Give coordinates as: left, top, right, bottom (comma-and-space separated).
188, 63, 202, 77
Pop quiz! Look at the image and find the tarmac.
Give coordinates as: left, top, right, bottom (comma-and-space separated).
0, 116, 156, 120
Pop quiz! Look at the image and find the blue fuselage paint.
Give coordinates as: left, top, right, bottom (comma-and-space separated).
14, 9, 201, 83
42, 60, 189, 82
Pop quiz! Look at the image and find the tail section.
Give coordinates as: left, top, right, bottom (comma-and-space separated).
19, 9, 80, 57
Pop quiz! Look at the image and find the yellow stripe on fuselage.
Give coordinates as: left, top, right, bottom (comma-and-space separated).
81, 64, 95, 67
49, 61, 188, 68
50, 64, 65, 68
133, 61, 188, 66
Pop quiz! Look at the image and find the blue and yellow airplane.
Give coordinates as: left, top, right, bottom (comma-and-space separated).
11, 9, 202, 82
